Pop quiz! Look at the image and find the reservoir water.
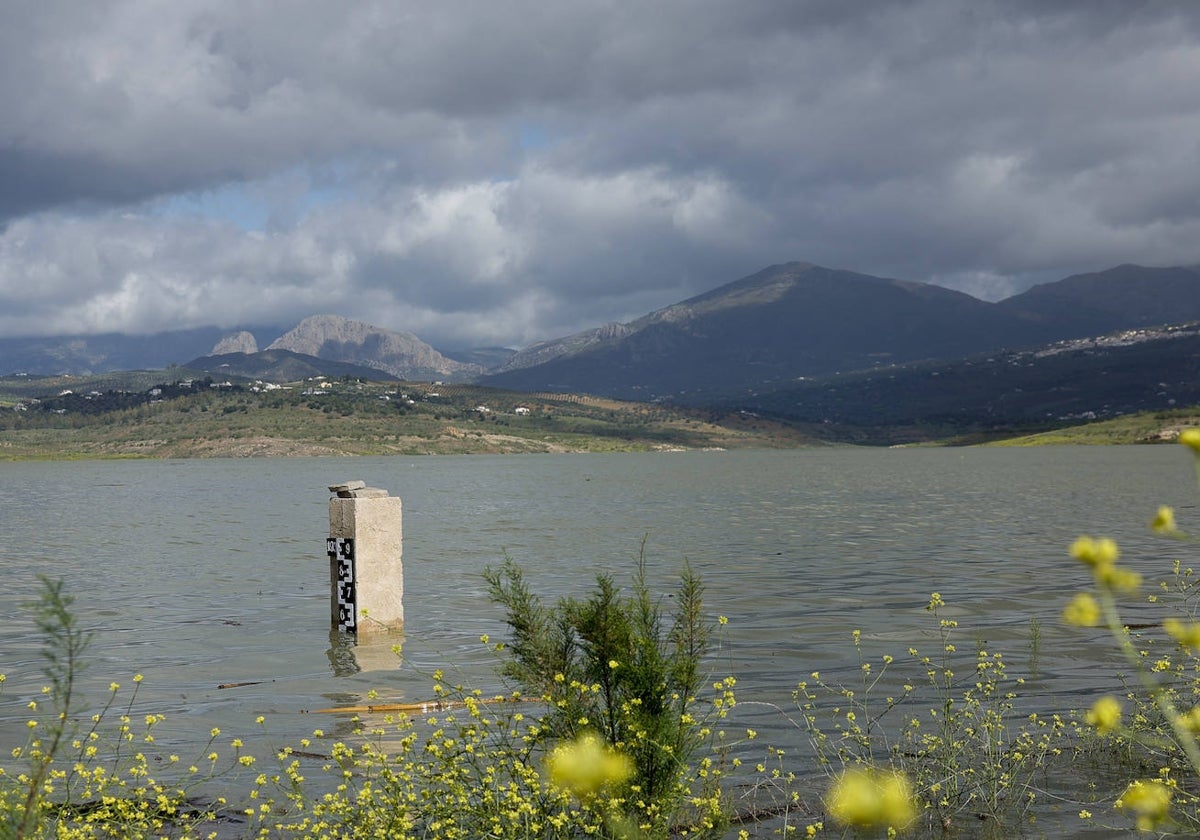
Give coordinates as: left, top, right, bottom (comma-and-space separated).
1, 446, 1197, 835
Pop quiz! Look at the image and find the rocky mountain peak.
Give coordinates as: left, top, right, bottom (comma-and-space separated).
267, 314, 483, 381
211, 330, 259, 355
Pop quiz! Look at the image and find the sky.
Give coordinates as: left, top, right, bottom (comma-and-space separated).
3, 1, 1200, 351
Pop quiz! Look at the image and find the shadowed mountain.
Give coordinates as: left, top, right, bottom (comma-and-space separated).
996, 264, 1200, 335
185, 349, 399, 382
481, 262, 1050, 400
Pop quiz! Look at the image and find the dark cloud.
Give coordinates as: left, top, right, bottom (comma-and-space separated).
2, 0, 1200, 347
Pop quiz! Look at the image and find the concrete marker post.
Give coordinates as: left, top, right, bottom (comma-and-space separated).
327, 481, 404, 636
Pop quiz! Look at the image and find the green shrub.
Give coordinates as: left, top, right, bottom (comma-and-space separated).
483, 556, 734, 836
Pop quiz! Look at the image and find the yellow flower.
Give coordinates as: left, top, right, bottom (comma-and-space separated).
545, 732, 633, 799
1116, 779, 1172, 832
1180, 706, 1200, 733
1096, 563, 1142, 595
1179, 428, 1200, 454
825, 767, 916, 831
1069, 536, 1119, 568
1062, 593, 1101, 627
1151, 506, 1177, 534
1085, 696, 1121, 734
1164, 617, 1200, 650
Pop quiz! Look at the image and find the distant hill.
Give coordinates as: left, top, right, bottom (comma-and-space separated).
184, 349, 399, 382
481, 261, 1200, 401
267, 315, 482, 382
724, 322, 1200, 444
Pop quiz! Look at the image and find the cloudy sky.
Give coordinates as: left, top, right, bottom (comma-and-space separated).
3, 1, 1200, 350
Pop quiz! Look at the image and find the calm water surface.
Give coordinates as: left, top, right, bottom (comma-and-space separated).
1, 446, 1196, 834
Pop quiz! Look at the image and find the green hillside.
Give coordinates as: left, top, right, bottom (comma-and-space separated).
983, 407, 1200, 447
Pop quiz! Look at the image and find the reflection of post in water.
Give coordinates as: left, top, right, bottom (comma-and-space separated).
326, 629, 361, 677
325, 627, 407, 677
326, 480, 405, 674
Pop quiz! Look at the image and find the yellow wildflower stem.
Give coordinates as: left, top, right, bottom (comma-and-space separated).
1098, 583, 1200, 777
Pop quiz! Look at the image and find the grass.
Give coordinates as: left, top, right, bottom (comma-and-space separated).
987, 407, 1200, 447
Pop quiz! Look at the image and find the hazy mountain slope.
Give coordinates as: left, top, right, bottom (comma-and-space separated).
492, 323, 633, 373
482, 262, 1046, 399
441, 345, 517, 369
0, 326, 281, 376
267, 315, 483, 381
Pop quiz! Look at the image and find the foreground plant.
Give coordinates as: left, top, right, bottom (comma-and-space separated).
256, 678, 598, 839
484, 556, 735, 837
1, 575, 91, 839
1062, 429, 1200, 833
796, 594, 1067, 836
824, 766, 916, 834
2, 558, 751, 840
0, 578, 241, 839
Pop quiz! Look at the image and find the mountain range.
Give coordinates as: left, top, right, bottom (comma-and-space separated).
184, 315, 484, 382
4, 262, 1200, 416
479, 262, 1200, 401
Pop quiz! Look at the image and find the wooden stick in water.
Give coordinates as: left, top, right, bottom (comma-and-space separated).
217, 680, 273, 689
311, 696, 527, 714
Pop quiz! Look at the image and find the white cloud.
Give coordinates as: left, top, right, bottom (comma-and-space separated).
3, 0, 1200, 347
0, 163, 765, 346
